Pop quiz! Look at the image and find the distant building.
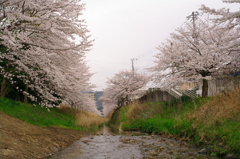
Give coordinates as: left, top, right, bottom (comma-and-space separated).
80, 91, 104, 113
80, 91, 96, 101
95, 91, 104, 112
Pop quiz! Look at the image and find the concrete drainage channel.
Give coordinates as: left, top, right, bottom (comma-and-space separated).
50, 126, 221, 159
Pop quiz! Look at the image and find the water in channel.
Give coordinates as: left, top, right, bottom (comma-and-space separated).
50, 126, 221, 159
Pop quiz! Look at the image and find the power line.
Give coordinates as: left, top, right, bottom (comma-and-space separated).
131, 17, 190, 61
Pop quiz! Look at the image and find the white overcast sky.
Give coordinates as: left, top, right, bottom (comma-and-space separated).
81, 0, 238, 91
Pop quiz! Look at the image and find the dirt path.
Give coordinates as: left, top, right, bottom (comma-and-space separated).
0, 111, 88, 159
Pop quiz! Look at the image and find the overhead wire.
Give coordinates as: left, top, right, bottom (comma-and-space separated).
132, 18, 190, 72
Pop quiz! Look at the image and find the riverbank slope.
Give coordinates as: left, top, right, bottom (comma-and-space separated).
0, 111, 87, 159
110, 88, 240, 158
0, 98, 107, 159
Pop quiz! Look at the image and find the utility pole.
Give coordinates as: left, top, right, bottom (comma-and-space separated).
187, 11, 199, 29
131, 58, 137, 72
187, 11, 200, 44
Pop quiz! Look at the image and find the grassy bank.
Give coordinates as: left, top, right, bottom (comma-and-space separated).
112, 88, 240, 157
0, 98, 107, 131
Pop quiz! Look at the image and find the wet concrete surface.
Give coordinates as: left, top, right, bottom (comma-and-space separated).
51, 126, 221, 159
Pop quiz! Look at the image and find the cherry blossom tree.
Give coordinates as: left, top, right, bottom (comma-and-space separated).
101, 70, 149, 116
0, 0, 98, 113
151, 15, 240, 97
102, 102, 115, 118
199, 4, 240, 53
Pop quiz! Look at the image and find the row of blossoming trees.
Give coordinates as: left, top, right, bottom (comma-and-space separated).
0, 0, 100, 114
101, 3, 240, 117
101, 70, 149, 116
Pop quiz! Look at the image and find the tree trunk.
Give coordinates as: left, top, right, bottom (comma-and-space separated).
0, 76, 7, 97
117, 98, 124, 107
24, 86, 28, 103
125, 95, 129, 105
0, 63, 9, 98
202, 79, 208, 98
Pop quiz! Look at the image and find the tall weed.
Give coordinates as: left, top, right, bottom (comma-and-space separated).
75, 111, 108, 127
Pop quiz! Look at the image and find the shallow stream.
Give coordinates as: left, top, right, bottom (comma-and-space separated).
50, 126, 221, 159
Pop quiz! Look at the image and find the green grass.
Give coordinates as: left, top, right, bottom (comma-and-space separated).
0, 97, 98, 131
120, 96, 206, 134
113, 94, 240, 157
199, 119, 240, 155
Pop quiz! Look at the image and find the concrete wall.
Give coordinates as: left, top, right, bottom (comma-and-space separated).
199, 76, 240, 96
139, 89, 175, 103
